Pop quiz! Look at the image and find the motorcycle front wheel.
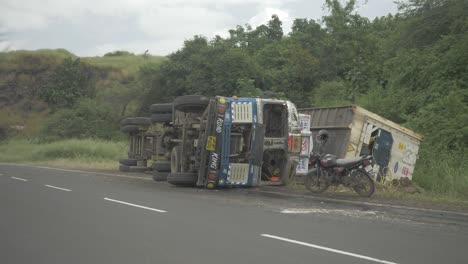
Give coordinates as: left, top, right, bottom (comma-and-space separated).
304, 168, 329, 193
351, 169, 375, 197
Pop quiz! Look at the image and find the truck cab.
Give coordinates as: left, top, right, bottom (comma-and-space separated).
162, 95, 305, 188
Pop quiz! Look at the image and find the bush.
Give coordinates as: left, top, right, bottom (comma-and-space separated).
39, 99, 122, 142
413, 146, 468, 199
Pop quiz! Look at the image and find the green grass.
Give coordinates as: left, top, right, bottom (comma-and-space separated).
0, 49, 166, 74
0, 139, 127, 170
412, 148, 468, 200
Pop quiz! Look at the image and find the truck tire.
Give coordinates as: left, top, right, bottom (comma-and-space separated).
152, 161, 171, 172
152, 171, 169, 181
150, 113, 172, 123
129, 166, 148, 172
119, 164, 131, 172
170, 146, 181, 173
119, 164, 147, 173
150, 103, 173, 114
120, 117, 151, 126
120, 125, 143, 133
173, 95, 209, 112
167, 172, 197, 186
119, 158, 138, 166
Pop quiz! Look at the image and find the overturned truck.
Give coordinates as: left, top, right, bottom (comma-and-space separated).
119, 95, 310, 188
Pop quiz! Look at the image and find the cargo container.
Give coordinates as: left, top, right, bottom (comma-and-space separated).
298, 105, 423, 181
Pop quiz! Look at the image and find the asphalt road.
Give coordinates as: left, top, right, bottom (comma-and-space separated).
1, 163, 467, 264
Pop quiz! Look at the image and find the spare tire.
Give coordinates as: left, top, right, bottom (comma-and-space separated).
119, 158, 138, 166
174, 95, 209, 112
152, 161, 171, 172
120, 117, 151, 126
152, 171, 169, 181
151, 113, 172, 123
150, 103, 173, 114
167, 172, 198, 186
120, 125, 144, 134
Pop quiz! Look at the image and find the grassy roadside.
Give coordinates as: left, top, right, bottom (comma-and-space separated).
286, 180, 468, 207
0, 139, 126, 170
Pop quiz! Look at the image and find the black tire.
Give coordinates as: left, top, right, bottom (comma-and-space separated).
150, 113, 172, 123
152, 161, 171, 172
120, 125, 144, 133
304, 168, 330, 193
351, 169, 375, 197
170, 146, 181, 173
119, 164, 130, 172
128, 166, 148, 173
152, 171, 169, 181
120, 117, 151, 126
167, 172, 197, 186
119, 158, 138, 166
150, 103, 173, 114
173, 95, 209, 112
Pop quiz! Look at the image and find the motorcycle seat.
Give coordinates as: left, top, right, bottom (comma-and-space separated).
336, 156, 364, 167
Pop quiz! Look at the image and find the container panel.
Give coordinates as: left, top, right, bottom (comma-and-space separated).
299, 106, 354, 128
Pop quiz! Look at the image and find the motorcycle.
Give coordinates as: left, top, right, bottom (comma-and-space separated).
304, 130, 375, 197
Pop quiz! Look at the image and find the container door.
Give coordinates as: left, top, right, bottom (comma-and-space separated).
373, 129, 393, 168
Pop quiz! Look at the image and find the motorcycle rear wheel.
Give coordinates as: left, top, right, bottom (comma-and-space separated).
351, 169, 375, 197
304, 169, 329, 193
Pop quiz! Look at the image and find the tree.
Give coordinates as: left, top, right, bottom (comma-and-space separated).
39, 57, 94, 108
267, 14, 283, 41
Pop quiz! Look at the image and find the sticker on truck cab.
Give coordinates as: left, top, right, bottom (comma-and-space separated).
206, 136, 216, 151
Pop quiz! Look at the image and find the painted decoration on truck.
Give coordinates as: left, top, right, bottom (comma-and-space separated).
299, 114, 311, 133
296, 158, 309, 175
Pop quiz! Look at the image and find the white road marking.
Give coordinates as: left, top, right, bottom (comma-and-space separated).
261, 234, 399, 264
44, 185, 72, 192
34, 166, 151, 181
104, 197, 167, 213
11, 177, 28, 182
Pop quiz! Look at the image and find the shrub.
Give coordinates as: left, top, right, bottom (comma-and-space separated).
39, 98, 122, 142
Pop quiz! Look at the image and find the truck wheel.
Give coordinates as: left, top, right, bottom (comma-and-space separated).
119, 158, 138, 166
120, 117, 151, 126
150, 103, 173, 114
128, 166, 148, 173
174, 95, 209, 112
120, 125, 144, 133
152, 171, 169, 181
151, 113, 172, 123
152, 161, 171, 172
119, 164, 147, 173
170, 146, 181, 173
119, 164, 130, 172
167, 172, 197, 186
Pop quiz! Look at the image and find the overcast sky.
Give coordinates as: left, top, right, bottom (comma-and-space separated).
0, 0, 398, 57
